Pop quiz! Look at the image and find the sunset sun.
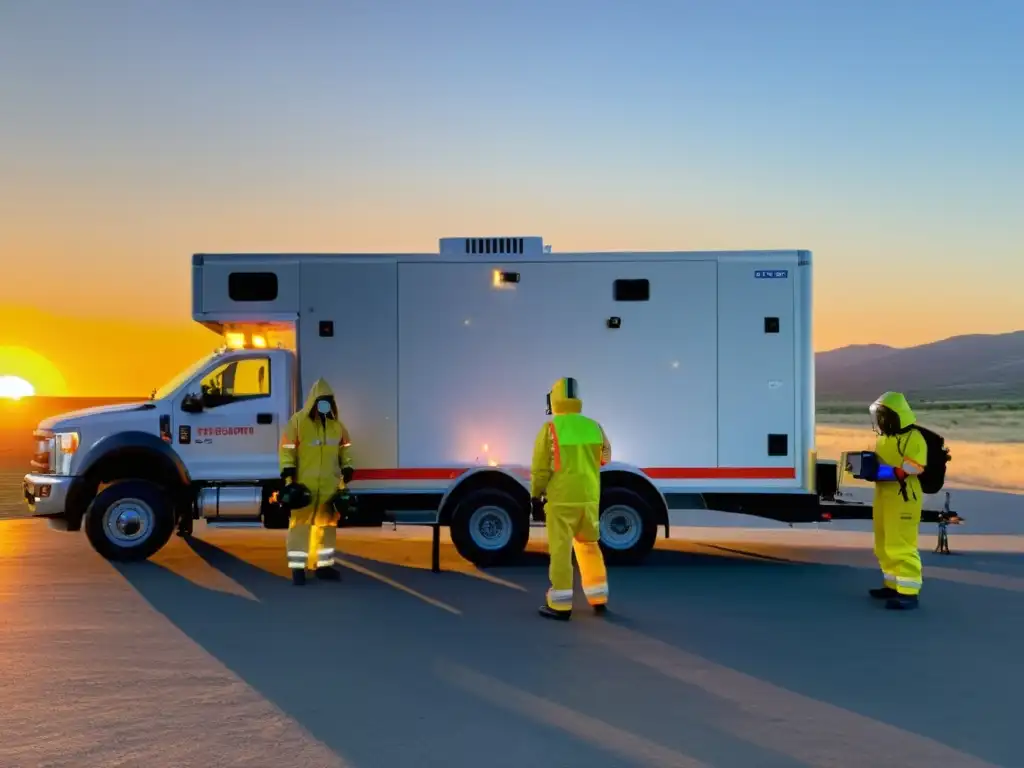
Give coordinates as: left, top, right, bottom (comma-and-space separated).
0, 346, 67, 397
0, 375, 35, 400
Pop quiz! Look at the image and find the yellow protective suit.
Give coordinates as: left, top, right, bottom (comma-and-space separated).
278, 378, 353, 572
871, 391, 927, 597
531, 377, 612, 613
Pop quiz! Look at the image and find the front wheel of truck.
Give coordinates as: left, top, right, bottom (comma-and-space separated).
84, 479, 176, 562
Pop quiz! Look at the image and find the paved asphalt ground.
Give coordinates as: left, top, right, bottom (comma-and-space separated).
2, 504, 1024, 768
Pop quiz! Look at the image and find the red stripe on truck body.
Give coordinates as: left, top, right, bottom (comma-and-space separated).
351, 467, 796, 482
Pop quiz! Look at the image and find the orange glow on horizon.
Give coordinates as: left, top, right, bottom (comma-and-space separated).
0, 304, 217, 398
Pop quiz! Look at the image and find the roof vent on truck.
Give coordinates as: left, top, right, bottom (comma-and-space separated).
439, 236, 546, 256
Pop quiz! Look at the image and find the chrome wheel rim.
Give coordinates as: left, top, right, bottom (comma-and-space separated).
469, 505, 513, 550
103, 498, 154, 546
601, 505, 642, 549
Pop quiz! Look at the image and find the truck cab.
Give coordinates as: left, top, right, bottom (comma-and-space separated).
23, 333, 299, 561
172, 345, 293, 483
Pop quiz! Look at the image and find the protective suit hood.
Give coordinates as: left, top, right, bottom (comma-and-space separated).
872, 391, 916, 430
303, 378, 337, 419
549, 377, 582, 415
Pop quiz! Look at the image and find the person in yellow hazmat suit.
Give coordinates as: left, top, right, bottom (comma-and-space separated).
530, 377, 612, 621
866, 391, 927, 610
278, 378, 354, 586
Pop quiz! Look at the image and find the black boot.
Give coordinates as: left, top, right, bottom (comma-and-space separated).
885, 594, 919, 611
316, 567, 341, 581
538, 605, 572, 621
292, 569, 306, 586
593, 604, 608, 617
869, 586, 898, 599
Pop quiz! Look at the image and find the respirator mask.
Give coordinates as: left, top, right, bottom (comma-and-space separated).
869, 402, 900, 436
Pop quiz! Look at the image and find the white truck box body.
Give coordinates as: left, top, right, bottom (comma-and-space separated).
192, 244, 814, 497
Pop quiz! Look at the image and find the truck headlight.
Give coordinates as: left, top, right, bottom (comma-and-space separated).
34, 431, 80, 475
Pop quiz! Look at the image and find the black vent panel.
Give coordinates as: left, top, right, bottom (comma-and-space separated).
465, 237, 525, 255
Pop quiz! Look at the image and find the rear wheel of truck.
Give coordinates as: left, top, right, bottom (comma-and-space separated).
83, 479, 176, 562
599, 486, 658, 566
450, 488, 530, 568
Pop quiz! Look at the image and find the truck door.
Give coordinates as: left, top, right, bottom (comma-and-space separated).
172, 351, 290, 482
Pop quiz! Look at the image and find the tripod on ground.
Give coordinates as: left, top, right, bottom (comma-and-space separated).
935, 491, 963, 554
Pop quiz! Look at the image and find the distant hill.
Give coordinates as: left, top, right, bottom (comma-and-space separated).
817, 331, 1024, 403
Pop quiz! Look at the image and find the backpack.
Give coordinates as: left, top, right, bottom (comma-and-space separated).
910, 425, 951, 494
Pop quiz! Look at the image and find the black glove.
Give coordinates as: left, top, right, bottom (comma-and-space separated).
279, 482, 312, 510
328, 489, 344, 513
330, 489, 358, 519
341, 466, 354, 484
280, 467, 296, 483
530, 497, 546, 523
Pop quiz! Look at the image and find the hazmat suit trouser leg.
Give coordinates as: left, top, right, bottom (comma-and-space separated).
882, 500, 923, 596
546, 504, 609, 611
286, 503, 339, 571
574, 504, 609, 607
872, 508, 896, 590
310, 518, 339, 570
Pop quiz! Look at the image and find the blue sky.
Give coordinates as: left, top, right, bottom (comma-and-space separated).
1, 0, 1021, 352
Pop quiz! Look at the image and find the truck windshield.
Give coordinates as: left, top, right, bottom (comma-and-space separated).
152, 352, 222, 400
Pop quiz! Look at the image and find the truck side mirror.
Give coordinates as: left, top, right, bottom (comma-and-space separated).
181, 393, 204, 413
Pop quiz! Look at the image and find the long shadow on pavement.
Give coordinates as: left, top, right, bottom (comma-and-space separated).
576, 543, 1022, 766
113, 538, 686, 768
335, 542, 1022, 766
113, 538, 848, 768
114, 537, 1015, 767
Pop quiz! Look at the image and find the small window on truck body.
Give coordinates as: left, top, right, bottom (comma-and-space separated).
229, 272, 279, 302
614, 279, 650, 302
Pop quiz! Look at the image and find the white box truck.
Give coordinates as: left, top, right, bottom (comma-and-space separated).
23, 236, 858, 567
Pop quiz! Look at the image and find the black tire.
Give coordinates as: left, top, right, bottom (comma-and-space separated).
450, 488, 530, 568
599, 486, 658, 566
83, 479, 176, 562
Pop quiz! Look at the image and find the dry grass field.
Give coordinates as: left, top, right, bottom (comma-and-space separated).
817, 403, 1024, 493
817, 402, 1024, 444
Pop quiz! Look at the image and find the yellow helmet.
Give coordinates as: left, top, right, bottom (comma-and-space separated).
546, 377, 580, 415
